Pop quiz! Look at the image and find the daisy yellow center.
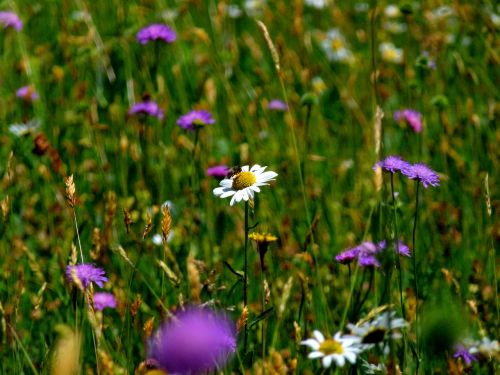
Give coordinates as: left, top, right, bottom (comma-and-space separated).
232, 171, 256, 191
319, 339, 344, 355
331, 38, 344, 51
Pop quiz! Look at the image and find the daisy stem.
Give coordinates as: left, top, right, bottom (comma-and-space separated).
391, 174, 405, 320
243, 201, 249, 354
412, 181, 420, 371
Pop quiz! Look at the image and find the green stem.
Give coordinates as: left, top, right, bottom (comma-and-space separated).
391, 174, 405, 319
243, 201, 249, 354
391, 173, 406, 370
412, 181, 420, 372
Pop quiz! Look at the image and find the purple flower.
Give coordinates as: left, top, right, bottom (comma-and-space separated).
336, 242, 382, 268
137, 24, 176, 44
335, 247, 359, 264
66, 264, 108, 289
0, 11, 22, 31
93, 292, 117, 311
128, 100, 164, 120
148, 307, 237, 374
373, 155, 411, 174
377, 240, 411, 257
453, 344, 477, 366
402, 163, 440, 188
176, 110, 215, 131
16, 86, 39, 102
267, 99, 288, 111
207, 165, 229, 178
394, 109, 423, 133
357, 241, 381, 268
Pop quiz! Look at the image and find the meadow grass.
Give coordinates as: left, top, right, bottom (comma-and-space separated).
0, 0, 498, 374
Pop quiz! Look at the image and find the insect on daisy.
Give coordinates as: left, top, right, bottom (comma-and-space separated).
213, 164, 277, 206
301, 330, 361, 368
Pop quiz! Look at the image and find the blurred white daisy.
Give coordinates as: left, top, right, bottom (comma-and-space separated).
321, 29, 354, 64
301, 330, 361, 368
347, 310, 407, 352
305, 0, 330, 9
379, 42, 403, 64
470, 337, 500, 359
361, 359, 387, 374
312, 76, 327, 95
9, 118, 41, 137
244, 0, 266, 17
213, 164, 277, 206
384, 5, 401, 18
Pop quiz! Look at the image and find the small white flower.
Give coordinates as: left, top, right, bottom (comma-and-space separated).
213, 164, 277, 206
301, 330, 361, 368
348, 311, 407, 352
152, 234, 163, 246
384, 5, 401, 18
8, 118, 41, 137
305, 0, 330, 10
321, 29, 354, 64
469, 337, 500, 359
361, 359, 387, 374
379, 42, 403, 64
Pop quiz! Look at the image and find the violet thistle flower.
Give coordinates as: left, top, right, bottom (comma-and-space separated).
402, 163, 440, 188
128, 100, 164, 120
206, 165, 229, 178
66, 264, 108, 289
267, 99, 288, 111
148, 307, 237, 374
16, 86, 39, 102
0, 11, 22, 31
373, 155, 410, 174
137, 24, 176, 44
176, 109, 215, 131
394, 109, 423, 133
453, 344, 477, 366
377, 240, 411, 257
93, 292, 116, 311
335, 247, 359, 264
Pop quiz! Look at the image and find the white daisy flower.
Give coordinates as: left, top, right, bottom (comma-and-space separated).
384, 5, 401, 18
469, 337, 500, 359
347, 311, 407, 352
321, 29, 355, 64
379, 42, 403, 64
305, 0, 331, 10
301, 330, 361, 368
213, 164, 277, 206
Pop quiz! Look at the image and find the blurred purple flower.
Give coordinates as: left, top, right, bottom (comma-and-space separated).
137, 24, 176, 44
16, 86, 39, 102
377, 239, 411, 257
148, 307, 237, 374
394, 109, 423, 133
207, 165, 229, 178
402, 163, 440, 188
93, 292, 117, 311
129, 100, 164, 120
373, 155, 411, 174
176, 109, 215, 131
66, 264, 108, 289
267, 99, 287, 111
335, 247, 359, 264
453, 344, 477, 366
0, 11, 22, 31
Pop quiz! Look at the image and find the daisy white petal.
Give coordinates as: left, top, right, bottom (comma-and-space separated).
322, 355, 333, 367
308, 351, 324, 359
313, 330, 325, 342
